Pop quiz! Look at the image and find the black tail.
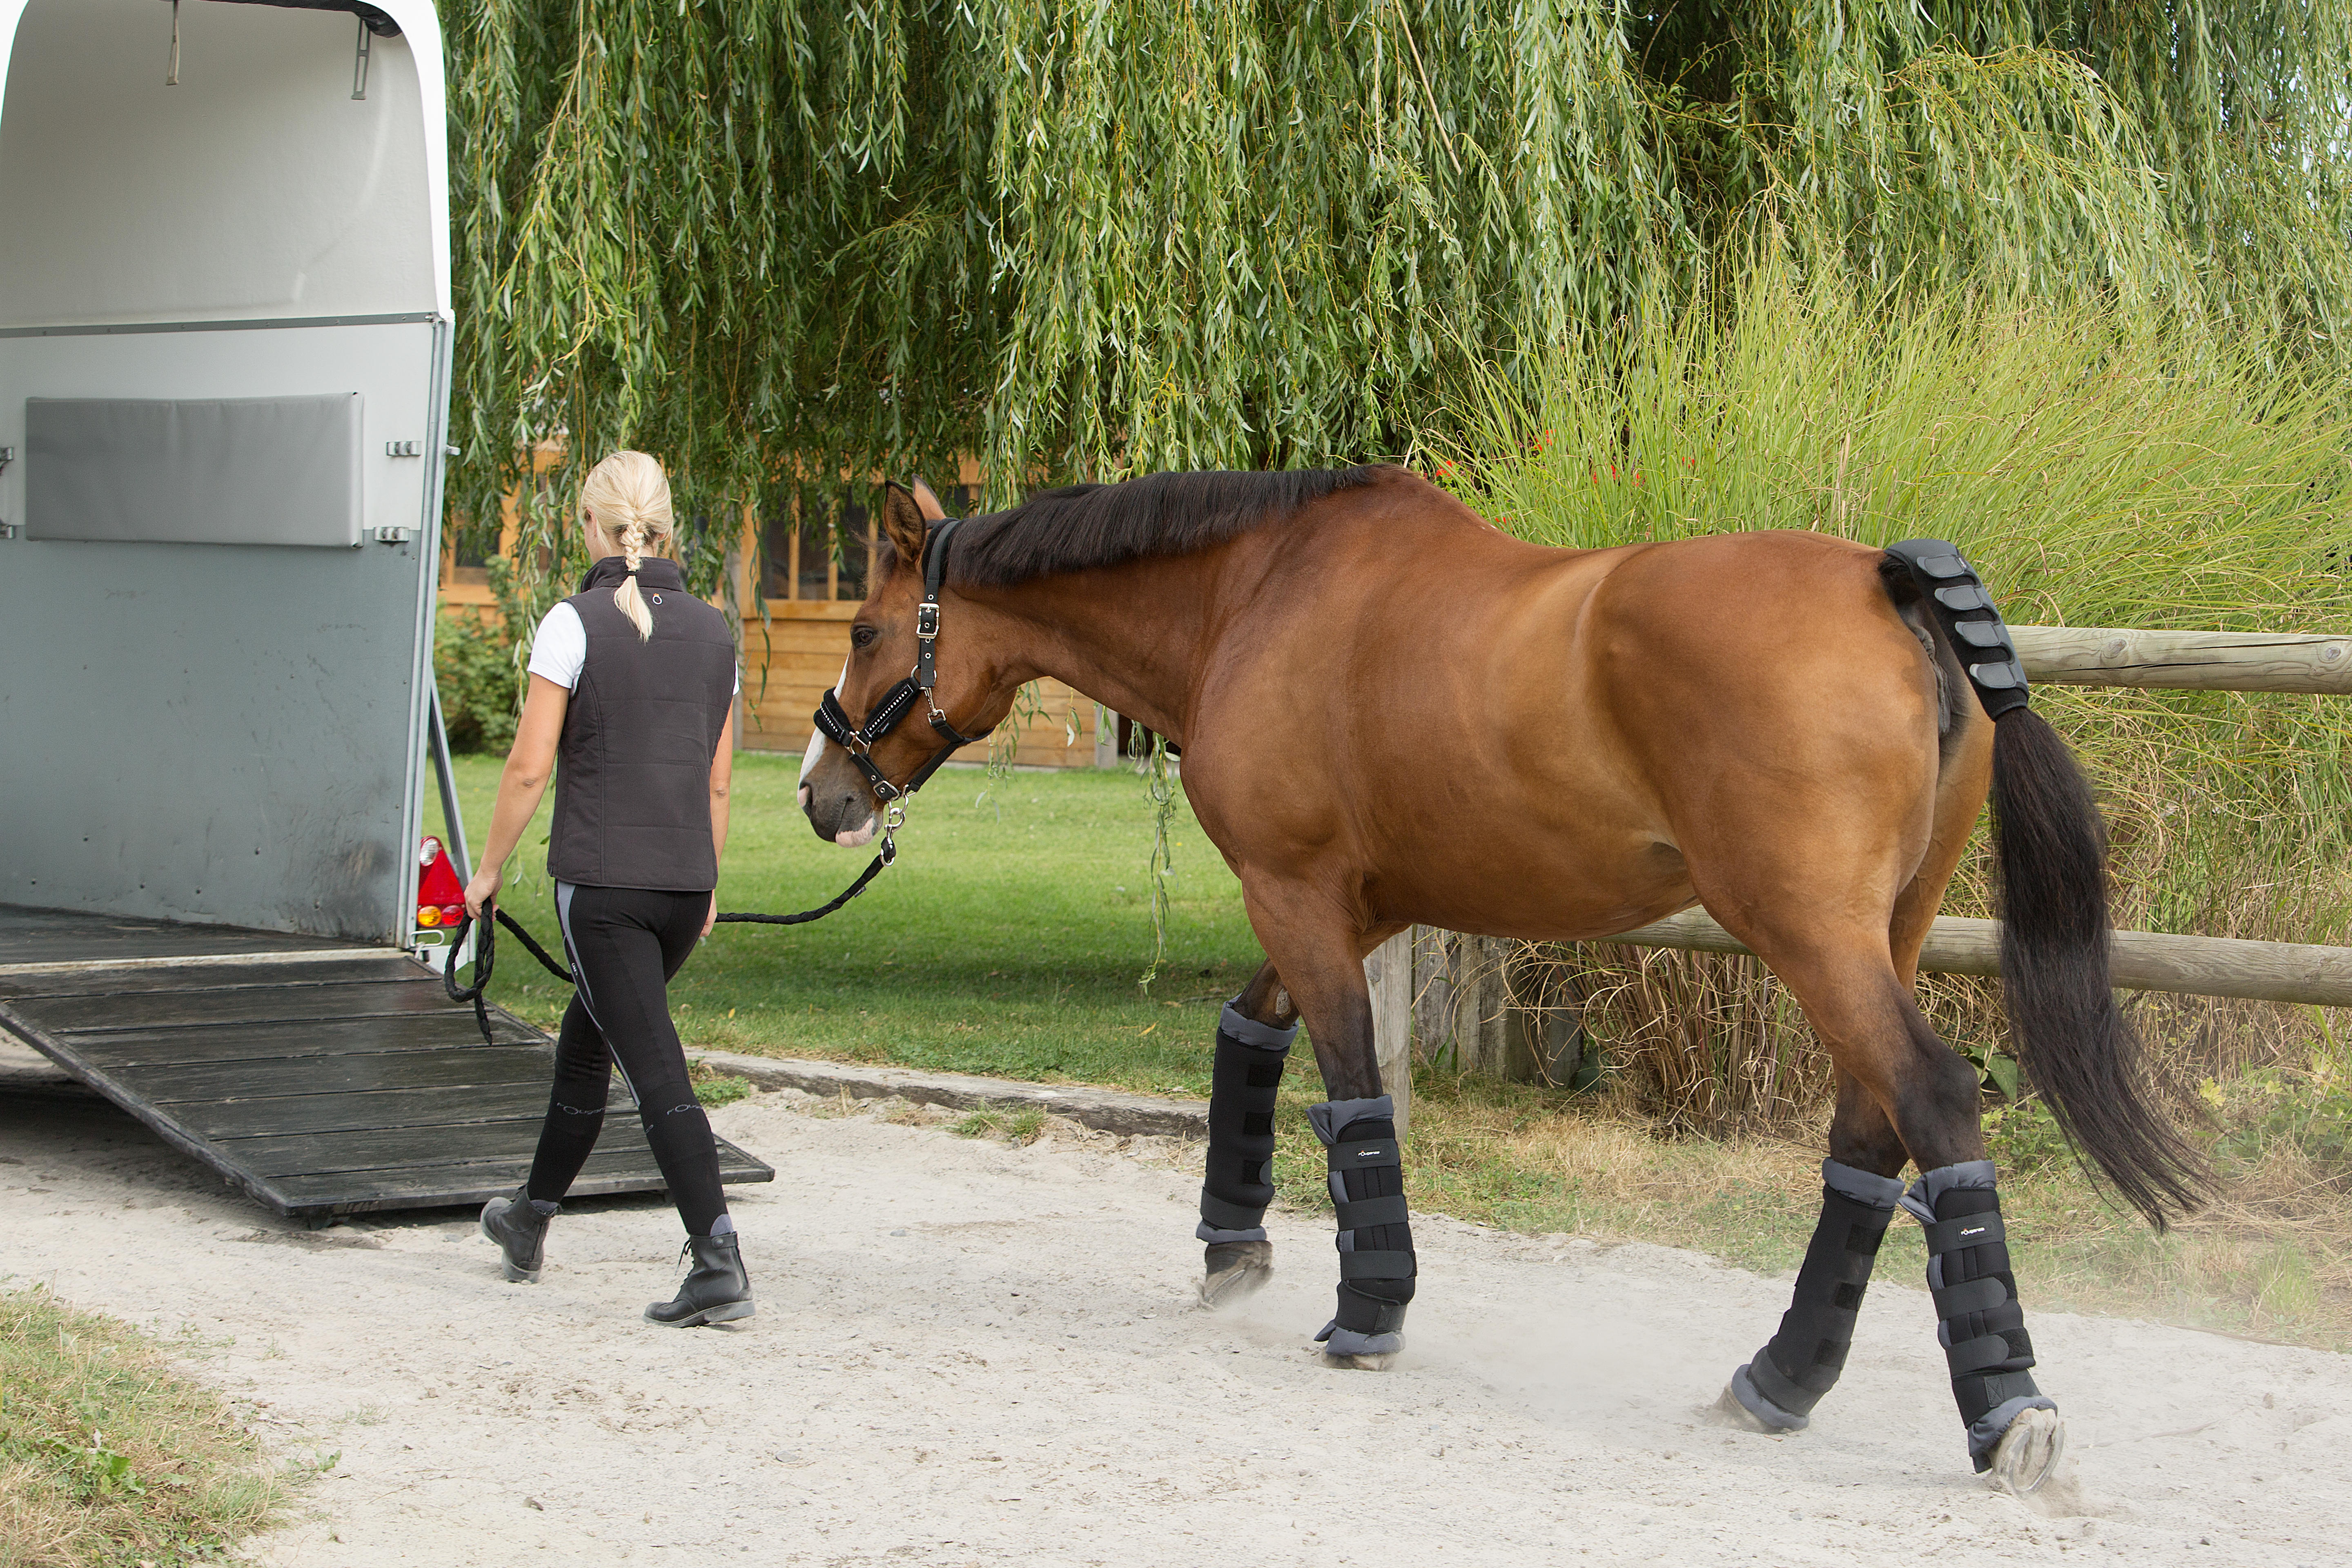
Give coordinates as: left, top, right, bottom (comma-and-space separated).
1881, 540, 2211, 1229
1988, 708, 2211, 1228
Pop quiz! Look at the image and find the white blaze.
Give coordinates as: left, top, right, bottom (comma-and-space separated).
799, 658, 849, 786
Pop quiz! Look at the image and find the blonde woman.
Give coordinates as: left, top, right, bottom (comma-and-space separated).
462, 450, 751, 1326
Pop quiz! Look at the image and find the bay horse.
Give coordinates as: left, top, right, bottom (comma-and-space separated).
797, 466, 2207, 1492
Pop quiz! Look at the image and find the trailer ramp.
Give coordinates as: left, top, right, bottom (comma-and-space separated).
0, 906, 773, 1225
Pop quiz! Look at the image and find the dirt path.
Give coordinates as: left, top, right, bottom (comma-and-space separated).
4, 1085, 2348, 1567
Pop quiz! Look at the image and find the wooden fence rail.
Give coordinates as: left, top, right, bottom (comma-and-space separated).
1599, 910, 2352, 1008
2011, 625, 2352, 694
1372, 621, 2352, 1116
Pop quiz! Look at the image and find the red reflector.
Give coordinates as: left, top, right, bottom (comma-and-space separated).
442, 904, 466, 923
417, 837, 466, 906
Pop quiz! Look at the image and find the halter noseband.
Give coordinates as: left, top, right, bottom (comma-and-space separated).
812, 514, 988, 806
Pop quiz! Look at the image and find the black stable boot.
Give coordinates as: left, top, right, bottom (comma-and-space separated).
646, 1233, 754, 1327
480, 1187, 556, 1283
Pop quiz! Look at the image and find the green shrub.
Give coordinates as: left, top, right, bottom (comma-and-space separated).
2209, 1067, 2352, 1177
434, 606, 521, 754
1984, 1098, 2074, 1175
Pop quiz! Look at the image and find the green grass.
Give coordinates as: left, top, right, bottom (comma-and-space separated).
429, 755, 1264, 1097
0, 1288, 287, 1565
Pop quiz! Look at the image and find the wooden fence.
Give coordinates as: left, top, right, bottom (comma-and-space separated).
1367, 625, 2352, 1134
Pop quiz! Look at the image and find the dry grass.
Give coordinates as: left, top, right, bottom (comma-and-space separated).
0, 1287, 287, 1567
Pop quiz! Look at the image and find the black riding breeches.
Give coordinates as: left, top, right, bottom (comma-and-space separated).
525, 882, 728, 1236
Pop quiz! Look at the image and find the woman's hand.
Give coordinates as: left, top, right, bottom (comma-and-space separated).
464, 864, 503, 922
702, 892, 717, 940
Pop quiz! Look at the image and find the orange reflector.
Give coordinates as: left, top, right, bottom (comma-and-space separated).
417, 905, 443, 927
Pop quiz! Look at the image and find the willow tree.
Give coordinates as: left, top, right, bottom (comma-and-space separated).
443, 1, 2352, 576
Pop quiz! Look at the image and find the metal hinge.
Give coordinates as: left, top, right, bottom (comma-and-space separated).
374, 526, 413, 545
386, 440, 423, 458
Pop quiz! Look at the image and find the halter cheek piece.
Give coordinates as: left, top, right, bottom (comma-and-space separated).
812, 515, 989, 806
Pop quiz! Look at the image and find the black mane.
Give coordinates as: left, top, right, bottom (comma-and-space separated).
944, 466, 1388, 587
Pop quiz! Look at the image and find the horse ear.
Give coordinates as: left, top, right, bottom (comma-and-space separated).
909, 477, 949, 521
878, 481, 928, 566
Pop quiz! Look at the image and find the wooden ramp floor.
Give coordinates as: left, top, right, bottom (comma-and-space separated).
0, 907, 773, 1224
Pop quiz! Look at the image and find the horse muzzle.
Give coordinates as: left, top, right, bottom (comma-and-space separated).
802, 781, 878, 847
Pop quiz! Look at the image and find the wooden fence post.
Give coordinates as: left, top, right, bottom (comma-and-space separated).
1403, 927, 1593, 1087
1364, 930, 1414, 1136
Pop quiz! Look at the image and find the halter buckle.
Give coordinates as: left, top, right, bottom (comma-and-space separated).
915, 601, 940, 640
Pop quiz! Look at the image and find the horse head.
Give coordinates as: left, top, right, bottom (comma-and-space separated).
799, 477, 1020, 845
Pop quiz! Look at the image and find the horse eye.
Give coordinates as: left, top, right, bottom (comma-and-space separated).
851, 624, 878, 650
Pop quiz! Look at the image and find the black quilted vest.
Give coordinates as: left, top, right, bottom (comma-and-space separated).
546, 557, 737, 891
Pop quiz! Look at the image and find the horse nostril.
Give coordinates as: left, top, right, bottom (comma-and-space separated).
797, 784, 811, 810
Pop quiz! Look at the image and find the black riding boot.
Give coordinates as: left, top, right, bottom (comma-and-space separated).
480, 1187, 557, 1283
646, 1233, 754, 1327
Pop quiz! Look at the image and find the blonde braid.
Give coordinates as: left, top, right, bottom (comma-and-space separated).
611, 518, 653, 640
579, 451, 674, 644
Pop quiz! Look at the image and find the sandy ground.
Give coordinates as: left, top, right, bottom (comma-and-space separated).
5, 1087, 2352, 1568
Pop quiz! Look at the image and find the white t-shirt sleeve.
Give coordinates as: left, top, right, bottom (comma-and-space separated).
526, 602, 588, 691
527, 599, 743, 696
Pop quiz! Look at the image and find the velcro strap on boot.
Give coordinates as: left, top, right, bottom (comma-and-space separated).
1931, 1276, 2012, 1319
1921, 1213, 2006, 1254
1945, 1333, 2026, 1376
1334, 1194, 1411, 1229
1200, 1193, 1272, 1232
1330, 1290, 1410, 1337
1744, 1347, 1818, 1421
1339, 1250, 1417, 1279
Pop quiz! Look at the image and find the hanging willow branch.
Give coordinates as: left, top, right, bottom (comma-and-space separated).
443, 0, 2352, 583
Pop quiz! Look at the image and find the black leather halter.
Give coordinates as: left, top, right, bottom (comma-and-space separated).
811, 515, 988, 805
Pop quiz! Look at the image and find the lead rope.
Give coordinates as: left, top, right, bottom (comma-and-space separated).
441, 838, 898, 1046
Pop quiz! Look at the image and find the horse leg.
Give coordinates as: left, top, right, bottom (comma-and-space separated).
1720, 779, 1981, 1434
1232, 882, 1415, 1370
1719, 1070, 1907, 1431
1723, 931, 2063, 1488
1196, 958, 1298, 1307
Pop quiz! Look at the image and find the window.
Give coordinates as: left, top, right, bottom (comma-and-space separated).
764, 489, 878, 601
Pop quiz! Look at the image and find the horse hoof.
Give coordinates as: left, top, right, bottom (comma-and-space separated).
1711, 1382, 1782, 1434
1321, 1349, 1399, 1371
1991, 1407, 2066, 1495
1197, 1240, 1274, 1309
